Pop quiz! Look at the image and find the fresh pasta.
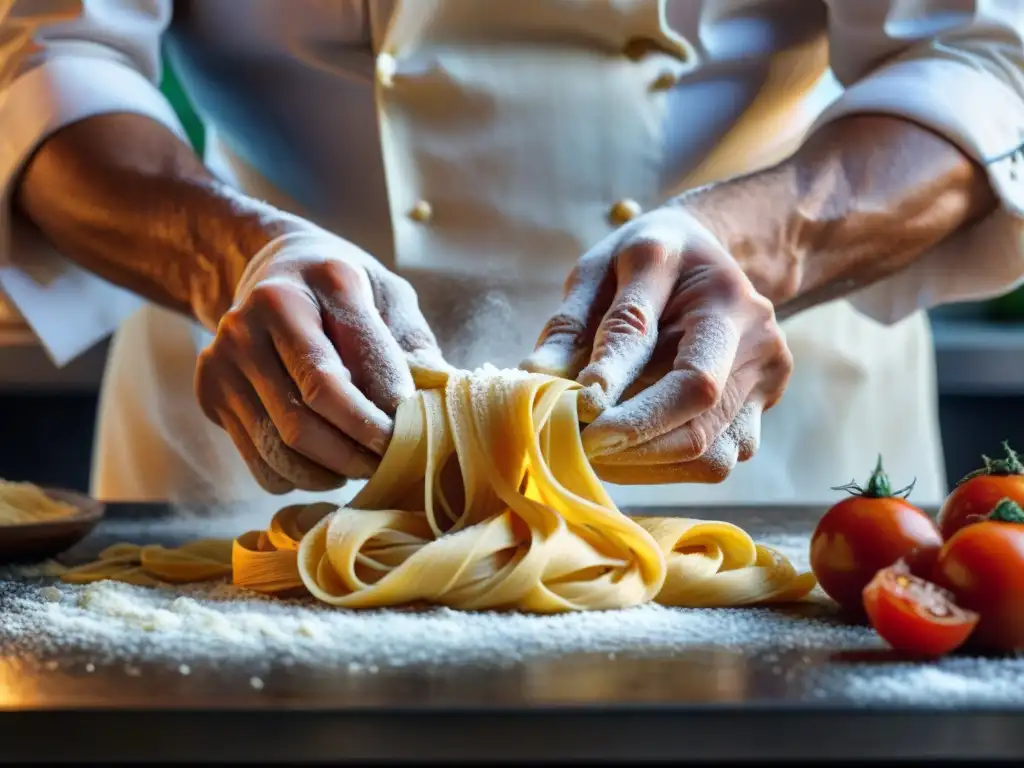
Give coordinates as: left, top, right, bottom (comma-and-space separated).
0, 480, 78, 526
62, 367, 815, 612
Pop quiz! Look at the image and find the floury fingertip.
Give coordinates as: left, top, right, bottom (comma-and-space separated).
576, 382, 610, 424
519, 343, 575, 377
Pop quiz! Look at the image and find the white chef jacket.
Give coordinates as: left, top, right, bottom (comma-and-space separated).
1, 0, 1024, 517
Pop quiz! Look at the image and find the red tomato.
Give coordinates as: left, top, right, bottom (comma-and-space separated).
810, 456, 942, 613
863, 561, 978, 657
937, 442, 1024, 541
933, 498, 1024, 653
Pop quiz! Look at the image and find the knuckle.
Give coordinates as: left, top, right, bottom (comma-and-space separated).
275, 412, 307, 453
249, 461, 295, 495
688, 369, 723, 409
762, 334, 794, 382
700, 458, 732, 483
293, 361, 329, 409
707, 270, 753, 306
562, 264, 587, 293
246, 281, 290, 313
618, 238, 673, 271
216, 307, 250, 344
314, 259, 370, 297
194, 346, 216, 377
737, 436, 759, 462
686, 428, 710, 461
386, 274, 419, 304
602, 301, 653, 340
541, 311, 587, 343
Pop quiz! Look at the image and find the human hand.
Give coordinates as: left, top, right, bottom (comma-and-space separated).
195, 229, 448, 494
521, 204, 793, 484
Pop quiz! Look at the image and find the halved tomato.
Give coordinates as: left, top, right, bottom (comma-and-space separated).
862, 560, 978, 657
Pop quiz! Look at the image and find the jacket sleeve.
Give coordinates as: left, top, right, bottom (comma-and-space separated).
813, 0, 1024, 325
0, 0, 187, 367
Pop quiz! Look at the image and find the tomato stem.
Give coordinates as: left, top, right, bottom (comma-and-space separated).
988, 497, 1024, 524
831, 454, 916, 499
958, 440, 1024, 485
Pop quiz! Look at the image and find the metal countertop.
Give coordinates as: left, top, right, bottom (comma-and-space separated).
1, 503, 1023, 762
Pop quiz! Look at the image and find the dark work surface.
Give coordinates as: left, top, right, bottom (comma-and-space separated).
1, 503, 1023, 762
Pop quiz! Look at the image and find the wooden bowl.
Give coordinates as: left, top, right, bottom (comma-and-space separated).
0, 487, 105, 564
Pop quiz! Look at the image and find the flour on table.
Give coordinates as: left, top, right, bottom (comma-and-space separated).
843, 663, 1024, 707
0, 522, 835, 670
3, 511, 1023, 706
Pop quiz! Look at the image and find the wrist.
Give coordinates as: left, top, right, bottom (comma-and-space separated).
187, 181, 311, 330
15, 112, 313, 330
672, 177, 807, 306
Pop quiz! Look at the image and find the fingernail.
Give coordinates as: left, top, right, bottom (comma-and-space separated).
582, 427, 629, 458
521, 343, 573, 377
354, 449, 381, 478
368, 419, 393, 456
577, 383, 608, 423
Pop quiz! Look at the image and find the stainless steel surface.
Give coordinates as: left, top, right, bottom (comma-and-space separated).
1, 502, 1022, 762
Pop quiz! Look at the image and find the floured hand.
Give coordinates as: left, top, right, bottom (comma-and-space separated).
521, 205, 792, 484
195, 229, 449, 494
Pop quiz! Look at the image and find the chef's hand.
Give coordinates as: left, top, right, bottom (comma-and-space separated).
521, 205, 792, 484
195, 229, 448, 494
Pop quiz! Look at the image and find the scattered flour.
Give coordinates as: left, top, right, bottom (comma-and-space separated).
0, 573, 864, 671
0, 521, 846, 673
3, 511, 1023, 707
843, 664, 1024, 707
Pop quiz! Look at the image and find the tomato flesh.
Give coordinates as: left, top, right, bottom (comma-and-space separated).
810, 496, 942, 613
863, 563, 978, 657
934, 521, 1024, 652
937, 475, 1024, 541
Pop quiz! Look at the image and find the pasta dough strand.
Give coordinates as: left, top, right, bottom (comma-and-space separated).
62, 367, 816, 612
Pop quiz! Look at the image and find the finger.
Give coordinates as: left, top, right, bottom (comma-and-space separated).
375, 275, 451, 373
728, 400, 762, 462
310, 261, 418, 416
582, 314, 740, 457
520, 257, 616, 378
575, 240, 679, 420
265, 292, 395, 456
215, 407, 296, 495
233, 334, 381, 480
592, 438, 738, 485
219, 366, 351, 490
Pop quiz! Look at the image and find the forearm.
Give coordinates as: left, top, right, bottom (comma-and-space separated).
680, 115, 999, 318
15, 113, 300, 327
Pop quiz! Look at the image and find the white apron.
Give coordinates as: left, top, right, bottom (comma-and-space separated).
92, 0, 946, 513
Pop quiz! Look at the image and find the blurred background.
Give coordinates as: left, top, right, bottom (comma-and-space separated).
1, 53, 1022, 496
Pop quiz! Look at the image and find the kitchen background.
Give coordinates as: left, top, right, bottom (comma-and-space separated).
2, 56, 1022, 496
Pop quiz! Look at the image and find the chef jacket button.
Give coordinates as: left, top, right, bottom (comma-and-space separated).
623, 36, 688, 63
609, 198, 642, 226
377, 52, 398, 87
651, 70, 678, 91
623, 37, 659, 61
409, 199, 433, 223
